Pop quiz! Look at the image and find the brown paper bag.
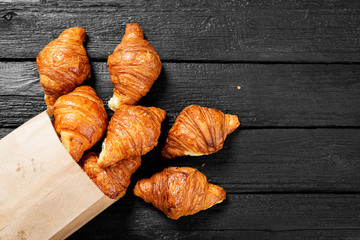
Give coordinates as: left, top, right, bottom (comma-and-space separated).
0, 111, 116, 240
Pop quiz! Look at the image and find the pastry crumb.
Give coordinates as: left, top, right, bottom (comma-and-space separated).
202, 163, 205, 167
237, 86, 241, 90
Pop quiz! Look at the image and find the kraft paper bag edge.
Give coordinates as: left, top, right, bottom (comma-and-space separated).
0, 111, 116, 240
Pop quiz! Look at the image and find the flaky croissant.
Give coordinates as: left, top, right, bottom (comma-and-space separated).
54, 86, 108, 162
107, 23, 162, 111
80, 152, 141, 199
162, 105, 240, 159
37, 27, 91, 112
134, 167, 226, 220
98, 105, 166, 168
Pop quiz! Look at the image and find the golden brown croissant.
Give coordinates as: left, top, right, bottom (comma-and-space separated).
98, 105, 166, 168
107, 23, 162, 111
162, 105, 240, 159
80, 152, 141, 199
54, 86, 108, 162
37, 27, 91, 112
134, 167, 226, 220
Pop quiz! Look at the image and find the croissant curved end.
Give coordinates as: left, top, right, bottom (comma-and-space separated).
183, 151, 204, 157
225, 114, 240, 135
108, 92, 135, 111
98, 140, 124, 169
59, 27, 86, 42
97, 141, 107, 168
149, 107, 166, 122
203, 183, 227, 210
123, 23, 144, 40
108, 95, 120, 111
133, 179, 152, 202
60, 131, 85, 162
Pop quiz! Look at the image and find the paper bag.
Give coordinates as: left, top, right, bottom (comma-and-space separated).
0, 111, 116, 240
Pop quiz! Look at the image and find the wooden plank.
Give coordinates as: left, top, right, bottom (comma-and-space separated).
134, 128, 360, 193
0, 0, 360, 61
67, 193, 360, 238
70, 229, 360, 240
1, 62, 360, 127
1, 127, 360, 193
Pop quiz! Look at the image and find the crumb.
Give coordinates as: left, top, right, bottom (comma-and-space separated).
202, 163, 205, 167
237, 86, 241, 90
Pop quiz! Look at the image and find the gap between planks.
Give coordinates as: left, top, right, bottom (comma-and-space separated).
2, 58, 360, 65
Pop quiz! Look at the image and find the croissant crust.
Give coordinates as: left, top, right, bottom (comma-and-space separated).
133, 167, 226, 220
107, 23, 162, 110
98, 105, 166, 168
54, 86, 108, 162
37, 27, 91, 111
80, 152, 141, 199
162, 105, 240, 159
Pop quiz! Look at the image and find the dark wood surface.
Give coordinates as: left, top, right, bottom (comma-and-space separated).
1, 1, 360, 239
1, 0, 360, 62
2, 62, 360, 127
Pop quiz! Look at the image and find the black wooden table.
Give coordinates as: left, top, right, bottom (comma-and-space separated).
1, 1, 360, 239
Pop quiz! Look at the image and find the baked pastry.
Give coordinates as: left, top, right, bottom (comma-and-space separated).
107, 23, 162, 110
133, 167, 226, 220
162, 105, 240, 159
54, 86, 108, 162
36, 27, 91, 112
80, 152, 141, 199
98, 105, 166, 168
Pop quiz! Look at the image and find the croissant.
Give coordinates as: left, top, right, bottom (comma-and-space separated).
162, 105, 240, 159
98, 105, 166, 168
134, 167, 226, 220
36, 27, 91, 112
54, 86, 108, 162
107, 23, 162, 111
80, 152, 141, 199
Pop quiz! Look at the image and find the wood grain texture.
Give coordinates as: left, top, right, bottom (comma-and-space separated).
1, 127, 359, 193
0, 0, 360, 61
113, 128, 360, 193
1, 2, 360, 238
70, 229, 360, 240
67, 193, 360, 239
1, 61, 360, 127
